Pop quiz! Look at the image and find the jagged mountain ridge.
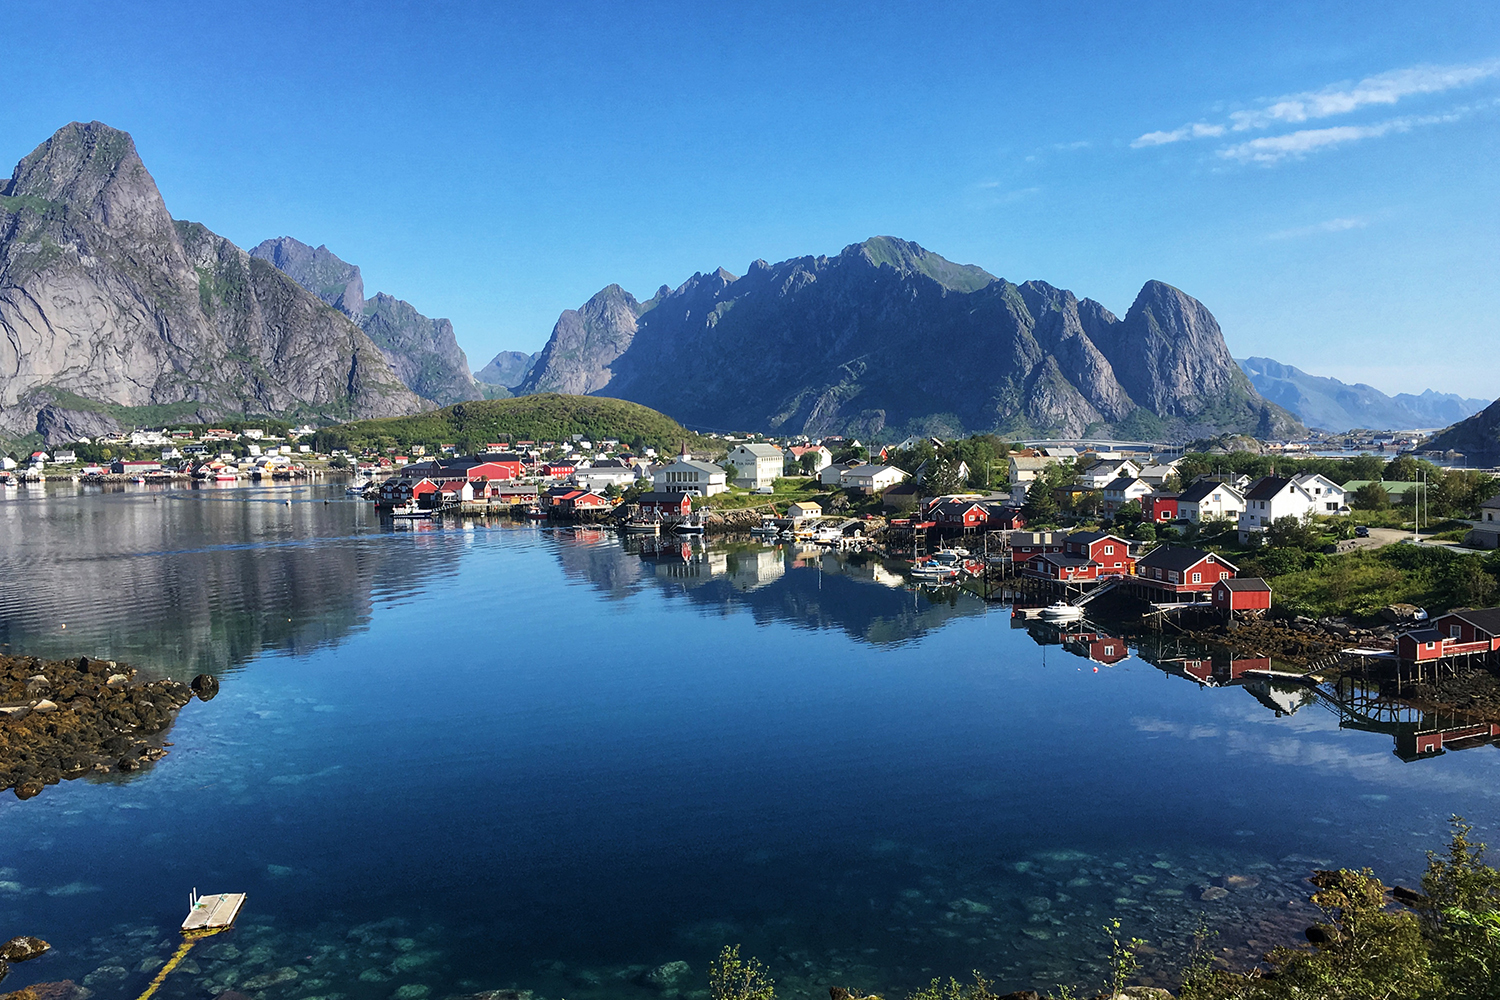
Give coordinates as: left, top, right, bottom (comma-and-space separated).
0, 122, 425, 442
1237, 356, 1488, 431
519, 237, 1300, 441
250, 237, 481, 406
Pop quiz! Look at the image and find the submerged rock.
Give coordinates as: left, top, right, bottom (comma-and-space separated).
1201, 886, 1230, 901
644, 961, 692, 990
191, 674, 220, 701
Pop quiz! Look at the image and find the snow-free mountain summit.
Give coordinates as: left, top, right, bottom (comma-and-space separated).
519, 238, 1301, 441
0, 122, 426, 441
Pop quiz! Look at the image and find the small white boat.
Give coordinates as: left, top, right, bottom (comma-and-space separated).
215, 471, 237, 482
345, 477, 371, 495
911, 563, 960, 582
750, 517, 781, 538
622, 518, 661, 535
673, 515, 706, 535
1039, 602, 1085, 621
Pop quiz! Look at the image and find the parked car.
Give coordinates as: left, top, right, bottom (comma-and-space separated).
1354, 525, 1370, 538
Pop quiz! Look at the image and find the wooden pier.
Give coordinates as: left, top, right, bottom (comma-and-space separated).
182, 890, 246, 933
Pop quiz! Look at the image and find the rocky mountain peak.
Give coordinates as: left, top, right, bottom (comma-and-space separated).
842, 236, 997, 293
251, 237, 364, 318
0, 121, 425, 437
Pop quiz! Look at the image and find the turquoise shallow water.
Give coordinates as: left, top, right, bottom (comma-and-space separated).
0, 482, 1497, 998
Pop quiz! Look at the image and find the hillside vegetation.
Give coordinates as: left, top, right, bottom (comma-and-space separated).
311, 393, 711, 454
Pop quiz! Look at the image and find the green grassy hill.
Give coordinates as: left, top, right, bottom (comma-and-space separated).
311, 393, 711, 455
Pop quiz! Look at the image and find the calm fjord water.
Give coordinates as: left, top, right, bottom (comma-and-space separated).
1, 483, 1497, 997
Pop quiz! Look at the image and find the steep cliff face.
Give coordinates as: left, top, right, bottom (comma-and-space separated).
519, 237, 1301, 440
518, 283, 656, 396
250, 236, 480, 406
0, 122, 424, 439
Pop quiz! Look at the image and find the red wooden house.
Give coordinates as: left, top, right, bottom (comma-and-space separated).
1211, 577, 1272, 613
1148, 493, 1179, 523
1398, 629, 1448, 662
1024, 552, 1101, 583
541, 461, 576, 478
1007, 531, 1064, 565
1061, 532, 1133, 575
1430, 608, 1500, 650
928, 499, 991, 529
558, 491, 612, 515
1134, 546, 1237, 600
638, 492, 693, 518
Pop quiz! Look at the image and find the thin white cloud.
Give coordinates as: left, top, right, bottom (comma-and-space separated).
1266, 216, 1370, 241
1131, 122, 1225, 147
1230, 60, 1500, 130
1130, 57, 1499, 151
1219, 111, 1462, 163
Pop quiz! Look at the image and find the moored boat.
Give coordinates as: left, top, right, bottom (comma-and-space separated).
1039, 601, 1085, 621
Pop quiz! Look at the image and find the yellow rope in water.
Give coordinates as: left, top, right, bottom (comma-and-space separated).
134, 927, 226, 1000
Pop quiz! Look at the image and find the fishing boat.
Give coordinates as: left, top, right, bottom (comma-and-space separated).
911, 562, 960, 583
1038, 601, 1085, 622
214, 470, 237, 482
523, 504, 548, 520
345, 477, 371, 496
1, 473, 17, 487
621, 516, 661, 535
673, 513, 706, 535
749, 517, 781, 539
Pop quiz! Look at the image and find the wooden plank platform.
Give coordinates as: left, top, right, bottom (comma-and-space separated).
182, 892, 246, 932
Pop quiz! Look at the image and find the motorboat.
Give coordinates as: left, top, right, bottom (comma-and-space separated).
673, 514, 706, 535
750, 517, 781, 538
621, 517, 661, 535
345, 477, 371, 495
1038, 602, 1085, 622
911, 562, 960, 583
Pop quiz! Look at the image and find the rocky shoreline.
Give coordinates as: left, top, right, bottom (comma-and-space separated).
0, 654, 215, 799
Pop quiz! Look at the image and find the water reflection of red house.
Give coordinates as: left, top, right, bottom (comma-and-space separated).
1165, 655, 1271, 686
1400, 720, 1500, 760
1058, 630, 1130, 665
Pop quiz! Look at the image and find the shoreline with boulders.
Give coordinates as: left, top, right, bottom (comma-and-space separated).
0, 653, 218, 800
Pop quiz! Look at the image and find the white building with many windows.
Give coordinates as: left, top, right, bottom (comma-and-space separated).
652, 459, 727, 496
725, 443, 784, 490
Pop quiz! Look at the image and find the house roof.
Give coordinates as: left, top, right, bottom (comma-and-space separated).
1218, 577, 1271, 592
1067, 531, 1126, 546
1038, 553, 1095, 568
730, 443, 783, 458
1404, 628, 1443, 644
1103, 476, 1143, 492
638, 492, 692, 503
662, 459, 725, 476
1177, 480, 1236, 504
1009, 456, 1054, 470
1243, 476, 1293, 502
845, 464, 904, 478
1483, 496, 1500, 510
1137, 464, 1177, 477
1441, 607, 1500, 636
1136, 545, 1237, 573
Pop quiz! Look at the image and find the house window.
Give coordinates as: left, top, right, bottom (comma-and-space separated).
1104, 544, 1114, 554
1191, 572, 1202, 583
1220, 572, 1229, 580
1427, 642, 1436, 650
1452, 625, 1462, 639
1104, 645, 1115, 656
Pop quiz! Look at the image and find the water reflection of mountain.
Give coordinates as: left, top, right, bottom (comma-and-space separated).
0, 489, 462, 680
555, 535, 988, 645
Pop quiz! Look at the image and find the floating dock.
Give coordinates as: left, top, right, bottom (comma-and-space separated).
182, 890, 246, 933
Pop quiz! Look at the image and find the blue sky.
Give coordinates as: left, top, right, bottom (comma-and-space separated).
4, 1, 1498, 398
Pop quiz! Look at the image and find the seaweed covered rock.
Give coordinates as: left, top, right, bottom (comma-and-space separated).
0, 654, 195, 799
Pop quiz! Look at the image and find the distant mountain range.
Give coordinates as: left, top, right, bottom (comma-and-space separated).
1236, 357, 1488, 432
250, 237, 482, 406
0, 122, 426, 443
516, 237, 1303, 441
473, 349, 540, 390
